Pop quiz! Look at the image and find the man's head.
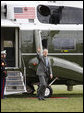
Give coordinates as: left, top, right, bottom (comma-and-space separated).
43, 49, 48, 57
1, 50, 6, 59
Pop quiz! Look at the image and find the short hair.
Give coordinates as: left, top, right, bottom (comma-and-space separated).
43, 49, 48, 53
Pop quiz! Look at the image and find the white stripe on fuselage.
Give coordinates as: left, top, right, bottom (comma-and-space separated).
49, 56, 83, 74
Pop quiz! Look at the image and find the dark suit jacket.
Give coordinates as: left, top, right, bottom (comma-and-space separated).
36, 52, 52, 77
1, 58, 7, 77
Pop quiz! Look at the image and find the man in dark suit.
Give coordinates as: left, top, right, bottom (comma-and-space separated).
1, 50, 7, 99
36, 48, 53, 100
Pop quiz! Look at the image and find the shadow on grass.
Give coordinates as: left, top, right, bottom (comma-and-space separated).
52, 93, 83, 98
5, 92, 83, 99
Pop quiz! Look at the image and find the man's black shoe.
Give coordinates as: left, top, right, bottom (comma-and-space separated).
38, 97, 42, 100
41, 98, 46, 101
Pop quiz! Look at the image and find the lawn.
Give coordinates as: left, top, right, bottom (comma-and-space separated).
1, 85, 83, 112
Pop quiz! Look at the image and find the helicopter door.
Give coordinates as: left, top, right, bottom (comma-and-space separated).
1, 27, 19, 67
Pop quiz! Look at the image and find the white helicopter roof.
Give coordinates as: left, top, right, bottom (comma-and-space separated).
1, 19, 19, 27
20, 24, 83, 31
1, 19, 83, 30
1, 1, 83, 9
1, 1, 83, 30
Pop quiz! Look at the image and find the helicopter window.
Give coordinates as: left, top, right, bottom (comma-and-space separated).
52, 38, 75, 50
41, 30, 83, 53
21, 30, 36, 53
4, 41, 13, 47
37, 5, 83, 24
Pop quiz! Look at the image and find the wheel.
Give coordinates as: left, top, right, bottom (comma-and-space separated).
26, 85, 35, 94
44, 86, 53, 98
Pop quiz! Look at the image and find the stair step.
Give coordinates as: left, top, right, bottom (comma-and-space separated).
5, 70, 27, 95
6, 89, 25, 92
7, 75, 20, 77
6, 78, 20, 81
7, 71, 20, 76
6, 86, 24, 90
6, 82, 23, 86
6, 77, 21, 80
6, 80, 23, 82
6, 84, 25, 85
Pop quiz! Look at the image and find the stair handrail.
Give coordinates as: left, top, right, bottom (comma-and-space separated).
21, 55, 26, 87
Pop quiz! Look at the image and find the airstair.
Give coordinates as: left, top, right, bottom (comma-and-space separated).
4, 55, 27, 95
4, 70, 27, 95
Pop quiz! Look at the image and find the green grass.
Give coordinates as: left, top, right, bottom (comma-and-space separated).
1, 85, 83, 112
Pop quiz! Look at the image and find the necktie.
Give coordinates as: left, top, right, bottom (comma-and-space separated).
45, 57, 48, 67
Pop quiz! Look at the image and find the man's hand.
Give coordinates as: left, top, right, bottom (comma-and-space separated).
37, 48, 41, 53
50, 74, 53, 79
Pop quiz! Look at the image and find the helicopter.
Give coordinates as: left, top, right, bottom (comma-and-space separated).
1, 1, 83, 97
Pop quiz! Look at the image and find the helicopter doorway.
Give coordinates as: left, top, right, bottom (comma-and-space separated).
42, 39, 48, 49
1, 27, 19, 67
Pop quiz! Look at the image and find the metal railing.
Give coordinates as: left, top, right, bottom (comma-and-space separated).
21, 55, 26, 87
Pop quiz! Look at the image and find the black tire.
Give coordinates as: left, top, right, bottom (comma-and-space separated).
44, 86, 53, 98
26, 85, 35, 94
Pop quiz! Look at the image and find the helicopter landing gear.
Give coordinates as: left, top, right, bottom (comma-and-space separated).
37, 77, 58, 98
44, 86, 53, 98
26, 85, 35, 94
